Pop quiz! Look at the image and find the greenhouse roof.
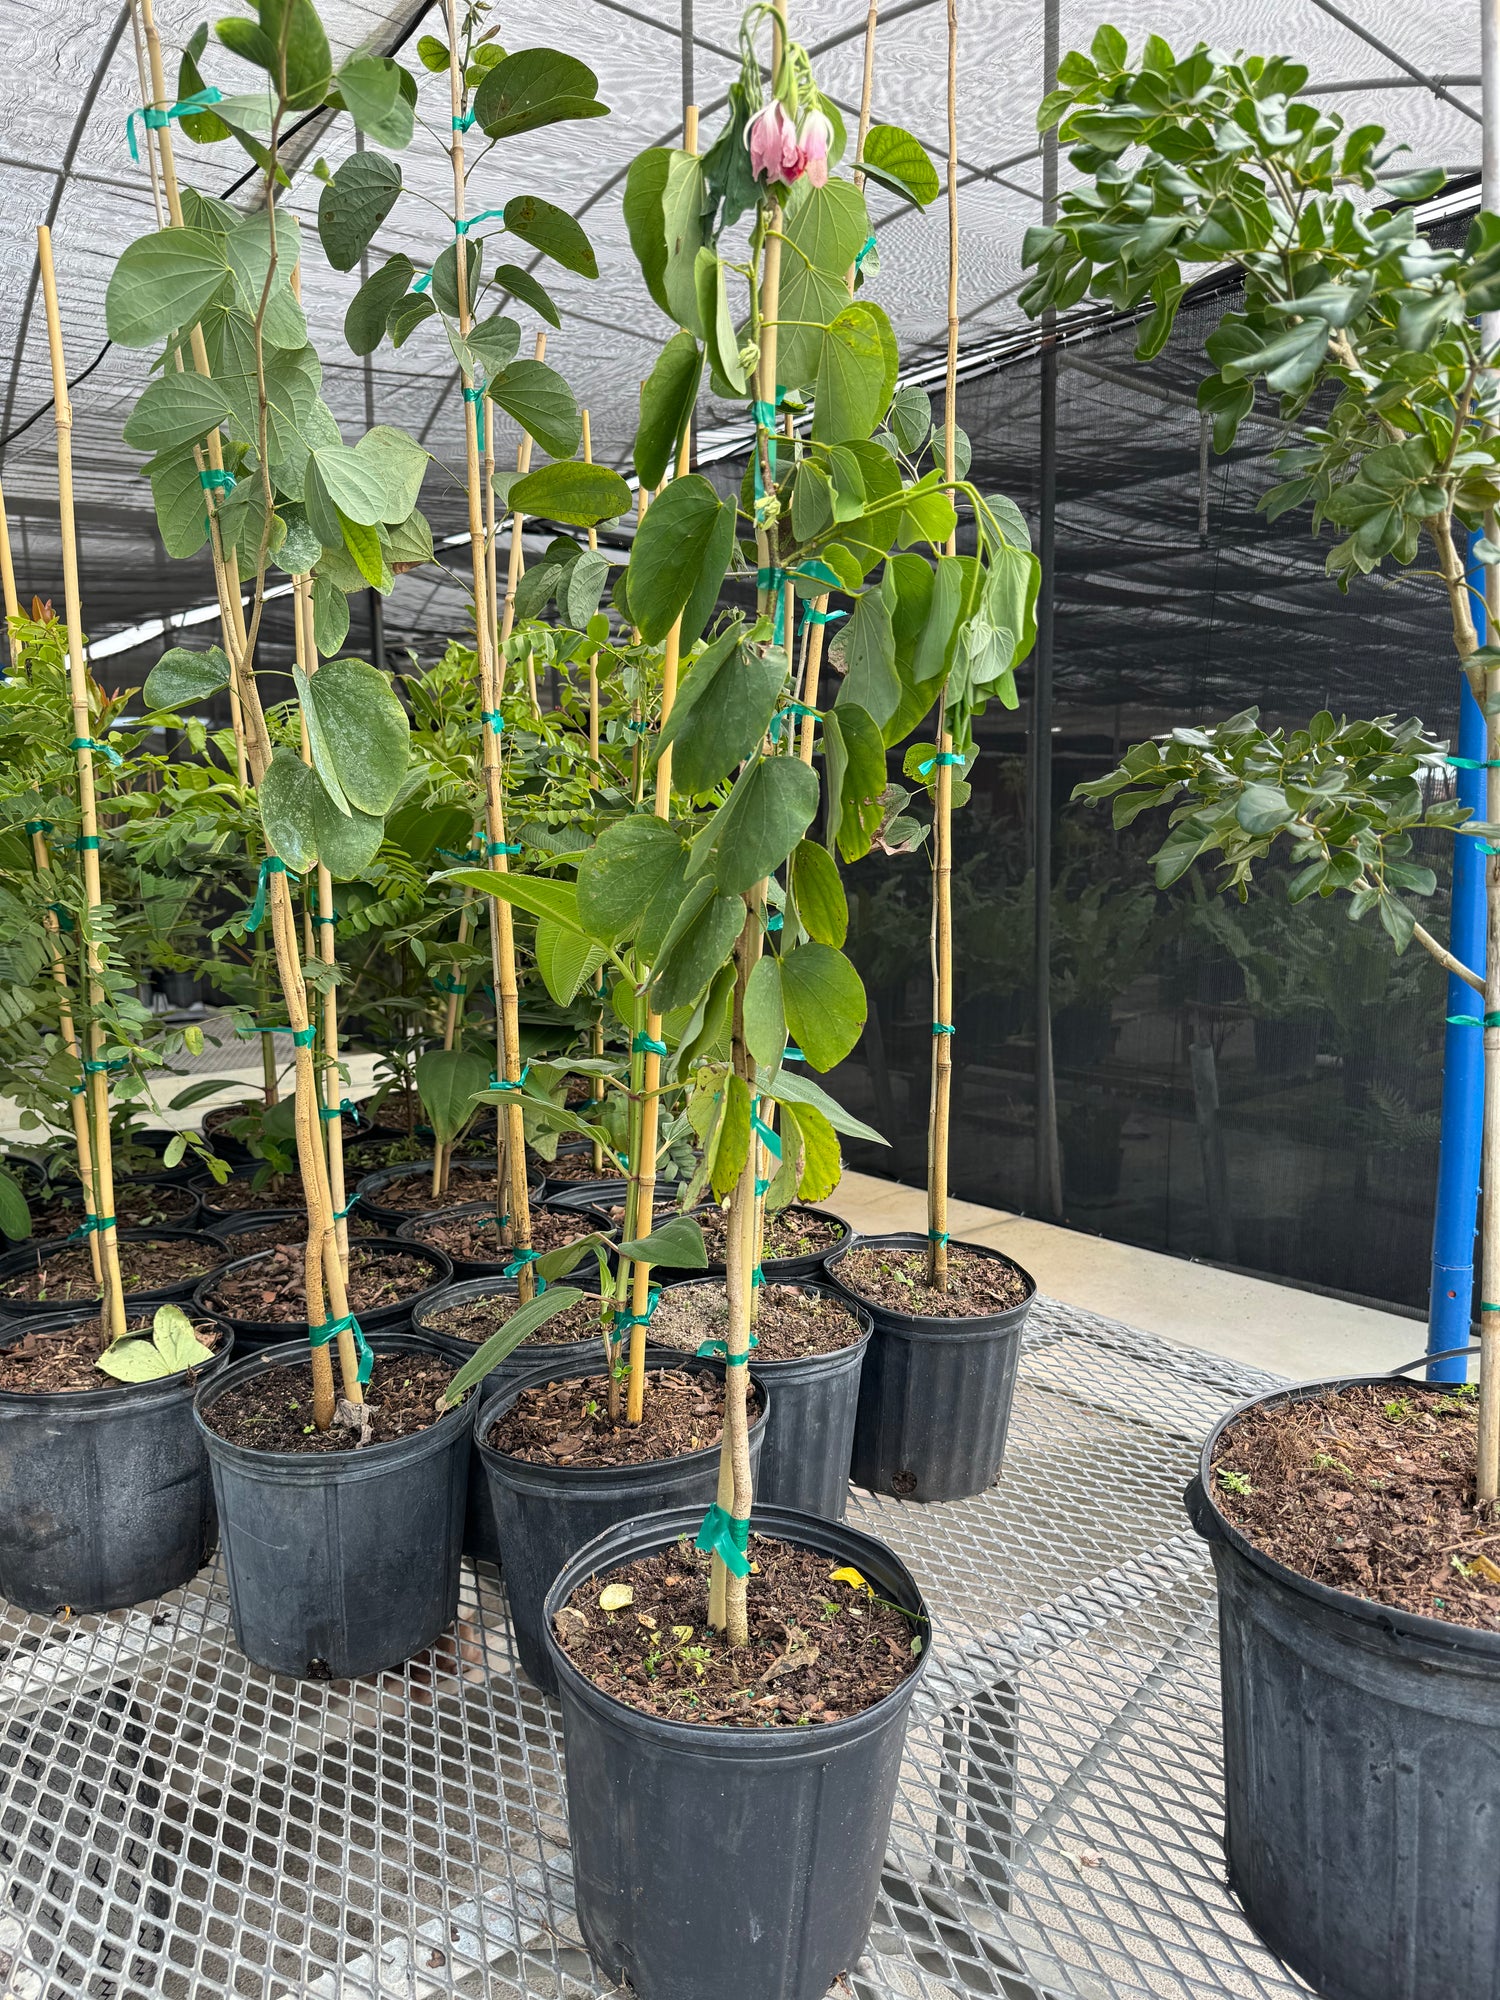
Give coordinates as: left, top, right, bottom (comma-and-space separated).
0, 0, 1484, 668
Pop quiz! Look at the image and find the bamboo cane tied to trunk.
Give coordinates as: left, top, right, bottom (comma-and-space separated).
37, 227, 129, 1343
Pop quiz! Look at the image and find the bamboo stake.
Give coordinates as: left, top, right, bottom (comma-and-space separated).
37, 227, 128, 1343
623, 102, 699, 1427
796, 0, 879, 764
582, 410, 601, 773
925, 0, 960, 1293
0, 475, 20, 676
446, 7, 533, 1292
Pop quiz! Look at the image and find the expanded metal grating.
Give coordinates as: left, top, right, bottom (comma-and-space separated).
0, 1298, 1314, 2000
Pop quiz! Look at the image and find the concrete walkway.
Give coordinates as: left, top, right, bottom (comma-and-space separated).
832, 1169, 1425, 1383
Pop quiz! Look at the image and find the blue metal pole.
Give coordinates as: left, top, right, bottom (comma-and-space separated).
1426, 538, 1488, 1381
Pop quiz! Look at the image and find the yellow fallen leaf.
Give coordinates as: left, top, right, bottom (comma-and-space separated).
1473, 1553, 1500, 1586
672, 1625, 694, 1642
636, 1612, 657, 1628
829, 1566, 869, 1592
599, 1583, 634, 1612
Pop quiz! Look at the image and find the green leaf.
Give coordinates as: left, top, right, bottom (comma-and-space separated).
626, 473, 732, 644
447, 869, 586, 933
635, 330, 703, 489
744, 954, 786, 1068
258, 746, 382, 877
148, 444, 209, 559
655, 627, 783, 795
494, 264, 563, 328
575, 815, 687, 948
305, 442, 389, 539
417, 34, 448, 70
661, 152, 707, 333
415, 1048, 492, 1145
693, 250, 747, 395
649, 879, 745, 1013
887, 385, 932, 456
440, 1285, 587, 1405
813, 305, 889, 445
695, 757, 821, 895
298, 656, 410, 814
780, 942, 866, 1071
260, 0, 332, 108
312, 574, 350, 654
1236, 783, 1295, 834
784, 1100, 842, 1201
466, 313, 521, 380
535, 918, 606, 1004
318, 152, 402, 272
106, 228, 229, 347
486, 359, 581, 459
778, 182, 872, 385
336, 513, 391, 592
336, 55, 414, 147
143, 645, 232, 711
710, 1073, 752, 1199
624, 148, 673, 317
389, 291, 436, 349
857, 124, 940, 207
0, 1168, 30, 1240
789, 838, 847, 946
619, 1214, 707, 1268
508, 460, 631, 527
473, 48, 607, 138
430, 238, 482, 319
767, 1064, 886, 1145
822, 703, 887, 862
565, 550, 611, 625
504, 195, 598, 279
96, 1337, 174, 1382
912, 553, 967, 681
123, 372, 232, 453
832, 586, 899, 726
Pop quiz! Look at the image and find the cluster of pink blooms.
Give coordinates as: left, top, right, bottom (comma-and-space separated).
745, 100, 832, 188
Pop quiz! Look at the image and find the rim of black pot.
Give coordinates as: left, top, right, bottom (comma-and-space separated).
412, 1266, 605, 1335
544, 1178, 685, 1213
354, 1157, 546, 1211
394, 1196, 617, 1259
0, 1227, 233, 1311
188, 1167, 305, 1212
0, 1307, 235, 1408
30, 1172, 204, 1225
825, 1230, 1037, 1328
541, 1500, 933, 1745
650, 1201, 854, 1277
192, 1329, 472, 1464
1191, 1371, 1500, 1662
190, 1237, 455, 1338
203, 1207, 308, 1244
653, 1275, 874, 1362
475, 1354, 770, 1485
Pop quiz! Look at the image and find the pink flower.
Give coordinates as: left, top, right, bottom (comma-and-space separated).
799, 109, 832, 187
746, 100, 808, 187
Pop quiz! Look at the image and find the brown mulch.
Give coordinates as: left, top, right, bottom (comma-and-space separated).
540, 1149, 625, 1185
650, 1282, 865, 1360
361, 1161, 511, 1215
1211, 1382, 1500, 1633
200, 1243, 438, 1324
200, 1354, 458, 1452
202, 1101, 260, 1137
27, 1179, 199, 1235
424, 1291, 606, 1348
486, 1366, 760, 1468
695, 1204, 847, 1266
0, 1314, 224, 1393
0, 1236, 223, 1305
554, 1536, 924, 1726
211, 1212, 381, 1257
202, 1174, 306, 1214
836, 1243, 1030, 1318
406, 1203, 597, 1264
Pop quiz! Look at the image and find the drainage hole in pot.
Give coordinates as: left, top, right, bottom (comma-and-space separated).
554, 1537, 923, 1726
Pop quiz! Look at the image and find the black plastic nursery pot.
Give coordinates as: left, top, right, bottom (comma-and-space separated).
542, 1502, 933, 2000
414, 1274, 609, 1566
194, 1332, 472, 1680
647, 1202, 853, 1282
656, 1279, 871, 1521
476, 1355, 769, 1694
0, 1227, 231, 1322
353, 1158, 545, 1233
0, 1304, 233, 1614
190, 1238, 453, 1354
829, 1232, 1035, 1503
188, 1170, 304, 1225
394, 1197, 614, 1282
1187, 1369, 1500, 2000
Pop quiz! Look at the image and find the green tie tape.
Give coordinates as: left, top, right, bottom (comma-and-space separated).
454, 208, 505, 234
70, 735, 123, 769
633, 1031, 668, 1057
696, 1332, 758, 1363
614, 1287, 661, 1331
452, 111, 475, 130
67, 1213, 115, 1241
932, 1022, 955, 1036
245, 856, 296, 934
929, 1229, 950, 1246
481, 709, 505, 735
23, 820, 52, 835
750, 1108, 782, 1159
1447, 1013, 1500, 1027
433, 975, 468, 996
503, 1246, 546, 1289
309, 1312, 374, 1386
695, 1504, 751, 1577
1447, 756, 1500, 769
489, 1064, 531, 1091
126, 86, 223, 161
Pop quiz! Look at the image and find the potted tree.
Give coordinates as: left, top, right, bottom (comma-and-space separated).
1032, 30, 1500, 2000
